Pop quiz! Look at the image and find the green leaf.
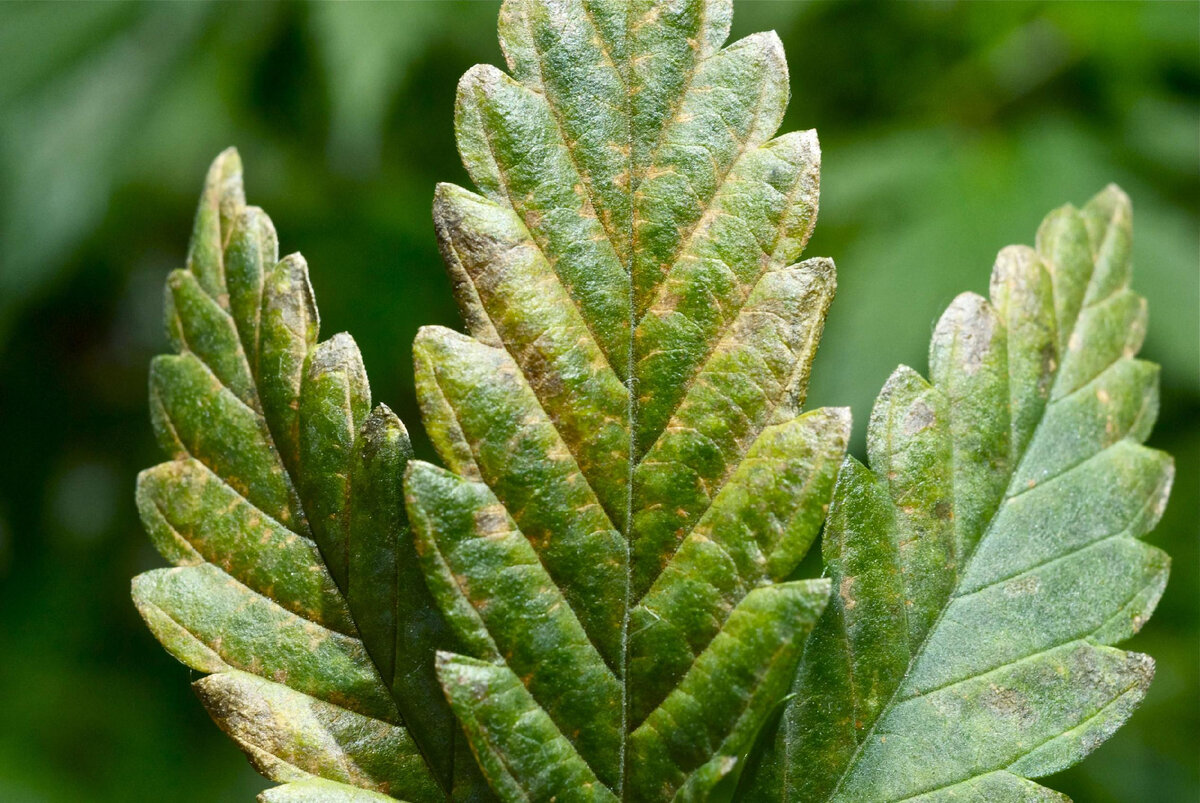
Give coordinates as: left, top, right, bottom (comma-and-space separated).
744, 186, 1172, 801
436, 654, 620, 803
133, 149, 489, 801
411, 0, 847, 799
136, 5, 1174, 801
259, 778, 404, 803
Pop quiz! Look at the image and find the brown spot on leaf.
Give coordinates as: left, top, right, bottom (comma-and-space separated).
474, 504, 508, 535
839, 575, 856, 610
982, 683, 1036, 727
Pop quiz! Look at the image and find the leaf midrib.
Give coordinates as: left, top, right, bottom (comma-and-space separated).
619, 0, 636, 794
617, 9, 774, 794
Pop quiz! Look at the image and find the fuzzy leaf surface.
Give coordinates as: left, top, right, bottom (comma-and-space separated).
743, 186, 1173, 801
411, 0, 848, 798
133, 150, 490, 802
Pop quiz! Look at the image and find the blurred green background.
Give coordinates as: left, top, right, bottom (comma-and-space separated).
0, 1, 1195, 800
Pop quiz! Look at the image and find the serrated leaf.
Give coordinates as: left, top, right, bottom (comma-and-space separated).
412, 0, 847, 799
135, 4, 1173, 800
743, 186, 1172, 801
133, 149, 488, 801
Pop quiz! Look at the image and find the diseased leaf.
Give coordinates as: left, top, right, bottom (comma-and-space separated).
135, 3, 1173, 800
133, 149, 488, 801
627, 580, 829, 799
436, 653, 620, 803
196, 671, 431, 796
744, 186, 1172, 801
258, 779, 403, 803
412, 0, 847, 799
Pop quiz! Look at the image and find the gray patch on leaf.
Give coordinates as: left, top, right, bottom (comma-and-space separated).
981, 683, 1037, 728
1003, 575, 1040, 597
956, 300, 996, 376
903, 399, 936, 435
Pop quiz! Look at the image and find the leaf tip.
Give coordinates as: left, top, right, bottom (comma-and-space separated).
1088, 183, 1132, 219
457, 61, 505, 97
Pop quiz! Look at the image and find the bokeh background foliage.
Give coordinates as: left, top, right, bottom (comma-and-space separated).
0, 1, 1195, 800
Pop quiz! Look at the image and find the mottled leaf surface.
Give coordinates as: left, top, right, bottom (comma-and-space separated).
413, 0, 846, 799
743, 186, 1172, 801
133, 150, 489, 802
133, 4, 1172, 801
